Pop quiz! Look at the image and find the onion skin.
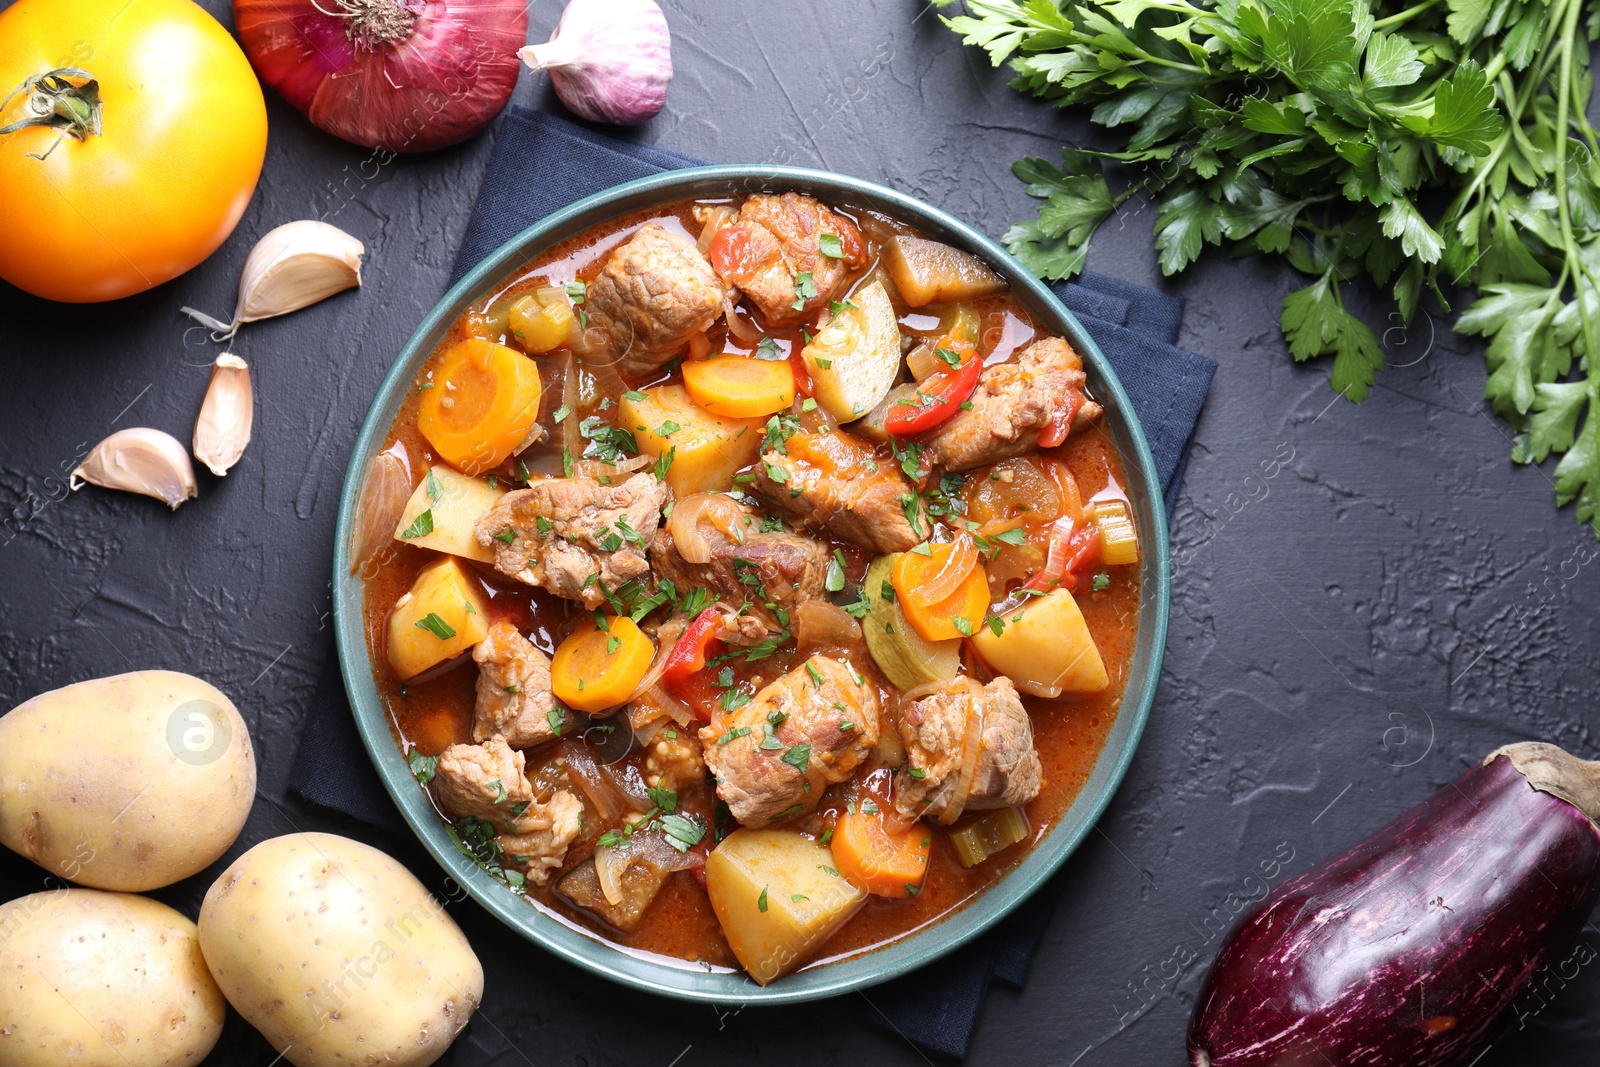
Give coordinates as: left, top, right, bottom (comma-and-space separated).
234, 0, 528, 152
1188, 743, 1600, 1067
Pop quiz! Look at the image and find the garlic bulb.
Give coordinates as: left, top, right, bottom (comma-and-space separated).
193, 354, 254, 477
70, 429, 198, 510
181, 220, 365, 339
520, 0, 672, 125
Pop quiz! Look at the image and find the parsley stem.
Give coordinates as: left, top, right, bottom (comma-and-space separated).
1371, 0, 1442, 31
1551, 0, 1600, 370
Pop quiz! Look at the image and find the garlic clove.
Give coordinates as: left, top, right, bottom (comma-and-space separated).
519, 0, 672, 126
181, 220, 364, 338
70, 429, 199, 510
193, 353, 254, 477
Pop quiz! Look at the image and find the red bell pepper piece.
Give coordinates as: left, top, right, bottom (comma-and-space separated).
662, 606, 725, 685
1038, 389, 1085, 449
1023, 519, 1101, 594
884, 353, 983, 438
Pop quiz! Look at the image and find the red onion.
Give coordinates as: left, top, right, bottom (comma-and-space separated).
234, 0, 528, 152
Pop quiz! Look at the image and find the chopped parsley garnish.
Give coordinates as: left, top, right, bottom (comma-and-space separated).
717, 726, 752, 745
406, 749, 438, 785
400, 510, 434, 539
818, 233, 844, 258
993, 526, 1029, 547
771, 804, 804, 821
721, 687, 752, 712
791, 271, 817, 310
934, 347, 962, 368
781, 744, 812, 770
493, 529, 517, 545
959, 400, 974, 411
763, 460, 789, 484
656, 419, 680, 437
819, 864, 841, 877
564, 280, 586, 304
911, 541, 934, 556
646, 786, 679, 813
562, 444, 573, 478
424, 469, 442, 503
814, 357, 832, 369
900, 492, 924, 538
536, 515, 554, 537
623, 389, 648, 403
952, 616, 974, 637
1092, 571, 1111, 591
605, 635, 621, 655
414, 612, 456, 640
824, 549, 847, 592
650, 446, 675, 482
661, 813, 704, 852
906, 883, 920, 896
546, 706, 566, 733
909, 767, 927, 780
760, 722, 785, 750
597, 830, 625, 848
755, 336, 784, 360
757, 886, 769, 912
828, 298, 857, 317
800, 397, 818, 413
881, 579, 896, 602
578, 416, 637, 463
716, 666, 735, 688
842, 588, 872, 618
763, 411, 802, 453
987, 615, 1005, 637
488, 779, 508, 803
552, 403, 572, 423
805, 661, 824, 688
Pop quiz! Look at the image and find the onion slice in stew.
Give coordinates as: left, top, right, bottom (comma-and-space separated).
794, 600, 863, 654
594, 830, 704, 906
941, 678, 987, 825
665, 492, 748, 564
626, 618, 687, 703
906, 533, 979, 611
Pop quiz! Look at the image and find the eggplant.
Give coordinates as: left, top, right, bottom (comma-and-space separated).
1189, 742, 1600, 1067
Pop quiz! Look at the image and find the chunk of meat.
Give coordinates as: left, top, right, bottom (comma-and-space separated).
893, 676, 1042, 824
475, 472, 669, 609
648, 521, 829, 630
432, 739, 582, 885
751, 430, 922, 553
699, 655, 879, 826
715, 608, 770, 647
498, 791, 583, 886
923, 338, 1103, 473
708, 193, 866, 326
585, 223, 730, 377
472, 622, 559, 748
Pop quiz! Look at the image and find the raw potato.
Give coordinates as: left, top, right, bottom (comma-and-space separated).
0, 671, 255, 891
882, 235, 1007, 307
972, 588, 1108, 696
0, 889, 225, 1067
705, 829, 866, 985
802, 276, 901, 422
392, 465, 505, 563
620, 383, 765, 495
386, 556, 491, 680
198, 833, 482, 1067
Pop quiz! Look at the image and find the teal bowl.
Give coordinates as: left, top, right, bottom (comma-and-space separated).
332, 165, 1170, 1004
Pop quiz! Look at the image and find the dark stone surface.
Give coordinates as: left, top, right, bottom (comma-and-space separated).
1, 0, 1597, 1063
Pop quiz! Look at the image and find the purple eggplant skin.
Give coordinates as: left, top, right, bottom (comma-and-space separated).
1189, 743, 1600, 1067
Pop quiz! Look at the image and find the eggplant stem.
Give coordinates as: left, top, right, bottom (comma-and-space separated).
1488, 742, 1600, 825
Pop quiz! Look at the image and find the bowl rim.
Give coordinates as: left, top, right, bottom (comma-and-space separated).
332, 164, 1171, 1004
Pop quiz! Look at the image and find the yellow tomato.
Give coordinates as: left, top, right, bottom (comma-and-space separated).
0, 0, 268, 303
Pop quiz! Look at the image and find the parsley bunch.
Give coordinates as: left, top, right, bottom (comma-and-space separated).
937, 0, 1600, 535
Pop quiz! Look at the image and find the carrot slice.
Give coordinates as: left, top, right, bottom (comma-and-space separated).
417, 338, 542, 475
892, 544, 988, 642
831, 810, 931, 898
550, 615, 655, 714
682, 354, 796, 418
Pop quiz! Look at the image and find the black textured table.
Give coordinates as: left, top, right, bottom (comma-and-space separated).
2, 1, 1598, 1064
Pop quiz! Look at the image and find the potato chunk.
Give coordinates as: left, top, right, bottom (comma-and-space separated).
386, 557, 490, 680
392, 465, 505, 563
620, 383, 765, 495
971, 588, 1108, 696
705, 829, 866, 984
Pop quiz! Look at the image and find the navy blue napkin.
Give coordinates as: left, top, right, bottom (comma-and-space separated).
290, 106, 1214, 1059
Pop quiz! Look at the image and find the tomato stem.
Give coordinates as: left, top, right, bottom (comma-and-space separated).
0, 68, 102, 160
